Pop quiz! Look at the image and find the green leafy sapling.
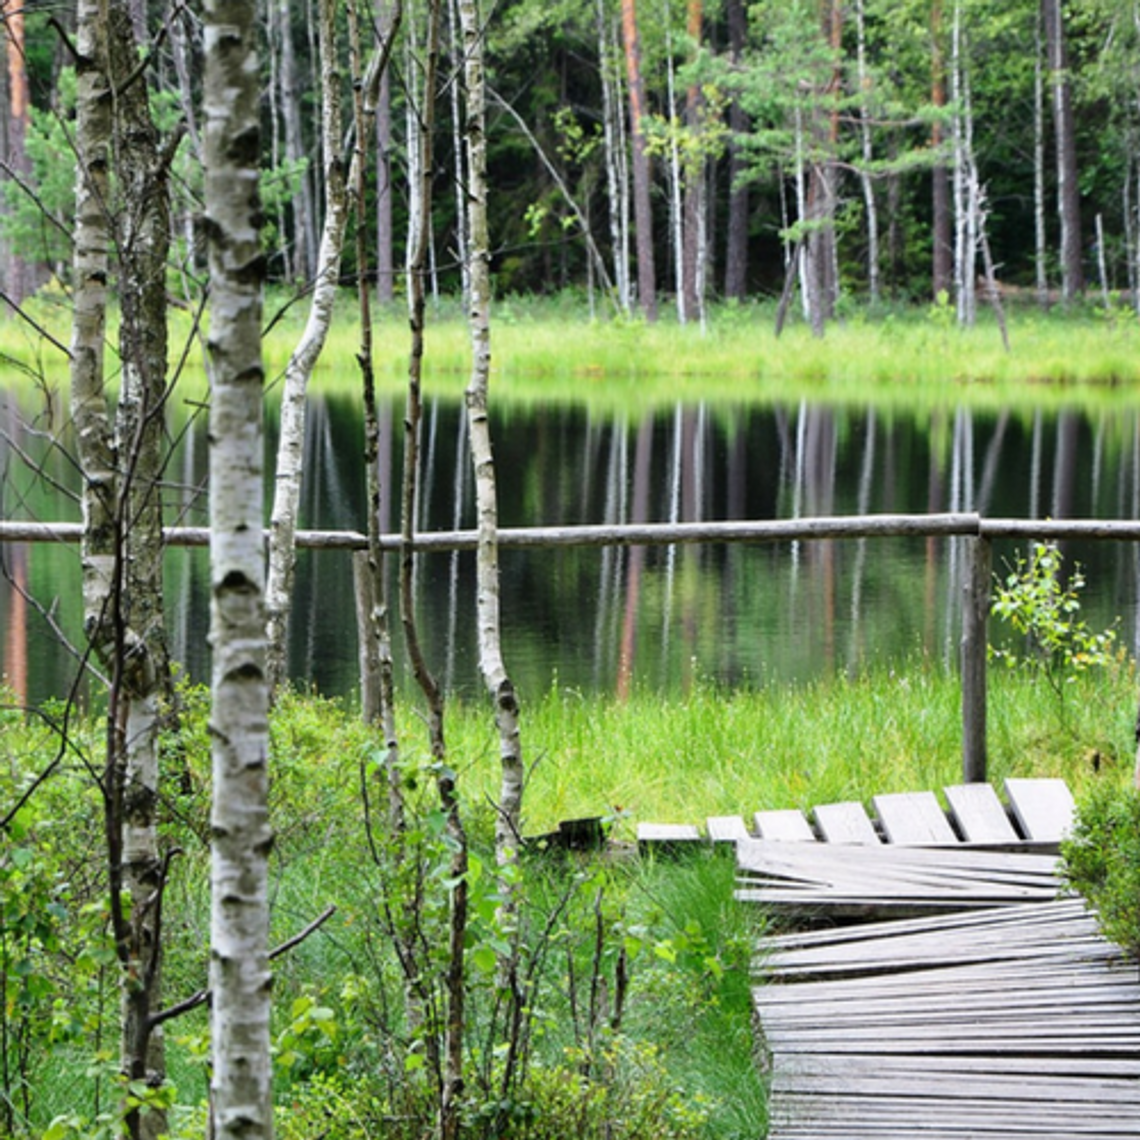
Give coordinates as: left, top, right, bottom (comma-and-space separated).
989, 541, 1118, 688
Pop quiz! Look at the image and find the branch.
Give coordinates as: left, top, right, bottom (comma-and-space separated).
0, 291, 73, 359
147, 905, 338, 1029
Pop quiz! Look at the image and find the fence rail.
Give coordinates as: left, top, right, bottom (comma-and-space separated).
3, 512, 1137, 783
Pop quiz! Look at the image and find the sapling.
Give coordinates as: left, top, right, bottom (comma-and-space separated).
989, 542, 1119, 729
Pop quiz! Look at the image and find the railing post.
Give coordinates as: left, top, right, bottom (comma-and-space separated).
961, 533, 991, 783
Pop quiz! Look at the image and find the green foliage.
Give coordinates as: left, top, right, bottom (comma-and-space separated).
1061, 784, 1140, 961
990, 542, 1118, 680
1, 670, 1132, 1137
1, 72, 77, 270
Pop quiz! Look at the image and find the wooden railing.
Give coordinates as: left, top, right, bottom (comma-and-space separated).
4, 512, 1139, 783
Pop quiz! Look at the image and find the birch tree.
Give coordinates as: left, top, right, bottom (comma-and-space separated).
70, 0, 176, 1130
266, 0, 347, 695
203, 0, 273, 1134
458, 0, 524, 928
400, 1, 469, 1132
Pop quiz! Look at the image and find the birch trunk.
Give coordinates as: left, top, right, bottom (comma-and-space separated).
854, 0, 879, 304
458, 0, 523, 903
448, 0, 470, 307
203, 0, 273, 1132
266, 0, 346, 695
1034, 9, 1048, 306
664, 12, 685, 323
71, 0, 116, 662
598, 0, 631, 312
950, 0, 976, 327
108, 5, 175, 1130
401, 5, 468, 1132
680, 0, 702, 322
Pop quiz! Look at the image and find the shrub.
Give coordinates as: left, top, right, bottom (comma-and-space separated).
1061, 783, 1140, 960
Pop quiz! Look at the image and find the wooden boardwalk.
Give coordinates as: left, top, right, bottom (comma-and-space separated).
638, 776, 1077, 853
724, 780, 1140, 1139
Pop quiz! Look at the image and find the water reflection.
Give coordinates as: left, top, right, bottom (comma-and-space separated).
3, 388, 1140, 708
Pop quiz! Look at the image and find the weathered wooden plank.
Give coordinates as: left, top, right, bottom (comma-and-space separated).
705, 814, 749, 843
945, 782, 1022, 843
771, 1094, 1140, 1132
873, 790, 958, 845
745, 778, 1130, 1140
754, 808, 818, 842
756, 898, 1086, 952
756, 983, 1140, 1022
813, 801, 881, 844
635, 822, 701, 851
1005, 777, 1075, 841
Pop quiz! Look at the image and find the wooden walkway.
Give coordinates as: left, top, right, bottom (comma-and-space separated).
638, 776, 1077, 853
722, 779, 1140, 1139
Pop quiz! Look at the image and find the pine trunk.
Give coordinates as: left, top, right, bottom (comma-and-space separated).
2, 0, 31, 301
722, 0, 748, 299
621, 0, 656, 321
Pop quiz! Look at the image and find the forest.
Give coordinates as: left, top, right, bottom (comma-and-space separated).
0, 0, 1138, 325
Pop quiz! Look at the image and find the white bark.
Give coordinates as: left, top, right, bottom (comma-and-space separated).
71, 0, 115, 655
1096, 212, 1110, 309
664, 7, 686, 324
855, 0, 879, 304
598, 1, 630, 313
458, 0, 523, 870
951, 1, 976, 327
204, 0, 272, 1132
266, 0, 347, 695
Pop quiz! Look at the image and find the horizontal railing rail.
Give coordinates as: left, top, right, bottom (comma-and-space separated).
4, 512, 1140, 550
3, 512, 1136, 784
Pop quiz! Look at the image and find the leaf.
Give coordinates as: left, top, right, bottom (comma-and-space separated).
471, 944, 498, 975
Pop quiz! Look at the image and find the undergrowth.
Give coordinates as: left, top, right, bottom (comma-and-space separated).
1, 655, 1133, 1137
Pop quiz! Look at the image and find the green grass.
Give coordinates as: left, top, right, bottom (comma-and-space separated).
6, 661, 1133, 1138
441, 659, 1134, 837
6, 290, 1140, 418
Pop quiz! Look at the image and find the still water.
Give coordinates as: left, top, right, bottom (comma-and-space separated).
3, 391, 1140, 708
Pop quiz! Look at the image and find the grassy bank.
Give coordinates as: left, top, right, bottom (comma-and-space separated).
4, 662, 1132, 1138
432, 660, 1133, 835
5, 290, 1140, 414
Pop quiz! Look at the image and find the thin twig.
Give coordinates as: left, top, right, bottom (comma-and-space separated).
148, 905, 338, 1029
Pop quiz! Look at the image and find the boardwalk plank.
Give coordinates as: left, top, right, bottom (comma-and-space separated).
812, 801, 880, 844
740, 779, 1139, 1140
754, 808, 817, 841
635, 822, 701, 850
873, 790, 958, 845
1005, 777, 1075, 841
705, 814, 749, 843
945, 782, 1021, 843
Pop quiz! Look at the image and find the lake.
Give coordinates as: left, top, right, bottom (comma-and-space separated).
2, 389, 1139, 708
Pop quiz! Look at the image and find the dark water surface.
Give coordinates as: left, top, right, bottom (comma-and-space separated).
3, 390, 1139, 708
